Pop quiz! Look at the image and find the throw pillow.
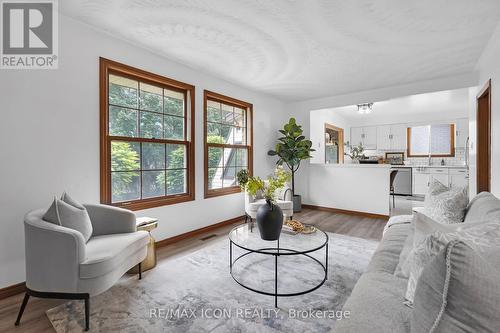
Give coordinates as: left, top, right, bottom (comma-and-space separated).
397, 212, 480, 279
423, 179, 468, 224
43, 193, 93, 242
403, 221, 500, 305
411, 241, 500, 332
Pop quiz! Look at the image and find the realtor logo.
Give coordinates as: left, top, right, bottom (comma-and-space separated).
1, 0, 58, 69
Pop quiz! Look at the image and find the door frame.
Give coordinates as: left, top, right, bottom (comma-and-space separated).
476, 79, 491, 193
324, 123, 344, 164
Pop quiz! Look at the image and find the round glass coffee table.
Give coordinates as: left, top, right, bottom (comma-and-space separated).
229, 223, 329, 307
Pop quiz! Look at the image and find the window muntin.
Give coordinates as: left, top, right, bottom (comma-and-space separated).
204, 91, 252, 198
101, 58, 195, 210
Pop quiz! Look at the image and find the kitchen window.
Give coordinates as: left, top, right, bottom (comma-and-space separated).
100, 58, 195, 210
204, 90, 253, 198
407, 124, 455, 157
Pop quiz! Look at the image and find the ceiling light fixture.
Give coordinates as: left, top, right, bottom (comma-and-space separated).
357, 103, 373, 114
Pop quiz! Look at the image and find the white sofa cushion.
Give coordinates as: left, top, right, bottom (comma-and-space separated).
423, 180, 468, 224
80, 231, 149, 279
402, 215, 500, 305
43, 194, 93, 242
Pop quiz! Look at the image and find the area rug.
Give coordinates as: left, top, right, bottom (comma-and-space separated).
46, 232, 378, 332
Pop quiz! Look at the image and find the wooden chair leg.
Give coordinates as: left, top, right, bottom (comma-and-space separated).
84, 296, 89, 331
14, 293, 30, 326
138, 262, 142, 280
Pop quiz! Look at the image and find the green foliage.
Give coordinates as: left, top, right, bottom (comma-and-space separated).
262, 167, 291, 201
246, 176, 265, 197
111, 142, 140, 200
236, 169, 249, 190
109, 82, 187, 200
267, 118, 314, 193
156, 145, 186, 193
207, 135, 225, 144
242, 167, 291, 202
345, 143, 367, 161
109, 83, 137, 108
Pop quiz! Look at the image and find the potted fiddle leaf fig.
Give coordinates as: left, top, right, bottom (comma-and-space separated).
268, 118, 314, 212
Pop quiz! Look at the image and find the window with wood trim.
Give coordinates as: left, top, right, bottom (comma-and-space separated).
407, 124, 455, 157
100, 58, 195, 210
204, 90, 253, 198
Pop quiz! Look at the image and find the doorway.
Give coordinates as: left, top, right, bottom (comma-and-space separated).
324, 124, 344, 164
476, 79, 491, 193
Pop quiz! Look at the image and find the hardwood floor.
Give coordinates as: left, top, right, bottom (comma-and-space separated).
0, 208, 387, 333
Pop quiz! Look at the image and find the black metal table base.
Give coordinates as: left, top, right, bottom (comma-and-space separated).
229, 234, 329, 308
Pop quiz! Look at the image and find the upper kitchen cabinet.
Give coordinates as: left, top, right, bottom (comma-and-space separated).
363, 126, 377, 149
455, 118, 469, 148
391, 124, 407, 150
350, 126, 377, 149
350, 127, 364, 146
376, 124, 407, 151
376, 125, 391, 150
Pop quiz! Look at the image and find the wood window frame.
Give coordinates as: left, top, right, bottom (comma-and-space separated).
204, 90, 253, 198
100, 58, 195, 210
407, 124, 455, 158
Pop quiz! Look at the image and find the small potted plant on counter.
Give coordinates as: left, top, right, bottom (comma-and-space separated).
344, 142, 367, 163
237, 168, 291, 241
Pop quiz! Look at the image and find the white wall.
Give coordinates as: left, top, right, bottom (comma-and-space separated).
309, 109, 351, 164
0, 15, 286, 288
474, 22, 500, 197
467, 86, 479, 195
307, 165, 390, 216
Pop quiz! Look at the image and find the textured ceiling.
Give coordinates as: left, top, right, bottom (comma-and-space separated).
61, 1, 500, 101
324, 88, 470, 123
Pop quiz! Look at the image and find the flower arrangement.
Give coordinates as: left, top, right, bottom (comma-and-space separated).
237, 167, 291, 202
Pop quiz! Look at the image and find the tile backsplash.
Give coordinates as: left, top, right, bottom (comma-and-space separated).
406, 148, 466, 166
365, 148, 467, 166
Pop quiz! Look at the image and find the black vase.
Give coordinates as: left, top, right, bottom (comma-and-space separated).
256, 200, 283, 241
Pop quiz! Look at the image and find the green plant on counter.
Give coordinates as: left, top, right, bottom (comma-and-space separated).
345, 143, 367, 161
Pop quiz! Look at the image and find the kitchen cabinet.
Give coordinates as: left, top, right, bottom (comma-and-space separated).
449, 168, 469, 188
350, 127, 363, 146
363, 126, 377, 149
413, 168, 430, 195
391, 124, 407, 150
376, 125, 391, 150
376, 124, 407, 151
350, 126, 377, 149
412, 167, 469, 195
429, 168, 449, 185
455, 118, 469, 148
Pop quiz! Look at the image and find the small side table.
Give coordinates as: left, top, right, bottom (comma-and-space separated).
128, 217, 158, 274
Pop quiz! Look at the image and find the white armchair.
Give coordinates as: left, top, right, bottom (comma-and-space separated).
244, 183, 294, 226
15, 204, 149, 331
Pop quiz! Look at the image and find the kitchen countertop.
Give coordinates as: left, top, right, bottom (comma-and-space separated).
313, 163, 391, 168
389, 165, 468, 169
